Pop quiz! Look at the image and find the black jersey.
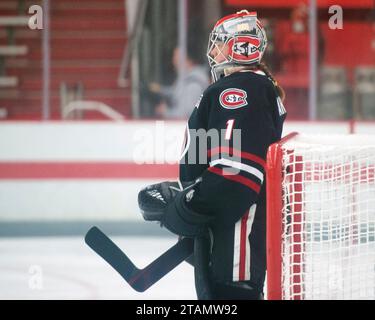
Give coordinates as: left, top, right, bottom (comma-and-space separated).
179, 70, 286, 292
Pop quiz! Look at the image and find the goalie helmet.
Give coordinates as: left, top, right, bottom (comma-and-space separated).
207, 10, 268, 82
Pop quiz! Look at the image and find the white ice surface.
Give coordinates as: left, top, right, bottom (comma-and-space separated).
0, 236, 196, 300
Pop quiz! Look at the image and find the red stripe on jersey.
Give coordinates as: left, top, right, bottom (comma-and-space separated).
208, 147, 266, 169
239, 210, 250, 281
208, 166, 261, 193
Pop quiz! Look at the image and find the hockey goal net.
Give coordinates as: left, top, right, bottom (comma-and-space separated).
266, 133, 375, 300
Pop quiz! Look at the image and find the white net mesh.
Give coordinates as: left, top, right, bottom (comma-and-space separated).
280, 134, 375, 300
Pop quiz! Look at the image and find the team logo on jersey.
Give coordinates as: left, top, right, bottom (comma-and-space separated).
219, 88, 248, 109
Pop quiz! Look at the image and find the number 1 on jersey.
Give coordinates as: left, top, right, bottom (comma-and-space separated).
225, 119, 235, 140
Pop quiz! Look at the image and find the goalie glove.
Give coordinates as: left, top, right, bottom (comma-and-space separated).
138, 178, 213, 237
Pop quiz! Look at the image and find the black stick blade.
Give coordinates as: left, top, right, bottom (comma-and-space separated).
85, 226, 139, 281
84, 226, 194, 292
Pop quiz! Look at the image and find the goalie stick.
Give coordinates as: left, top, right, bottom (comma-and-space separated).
84, 226, 194, 292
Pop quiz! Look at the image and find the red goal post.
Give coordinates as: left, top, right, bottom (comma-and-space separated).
266, 132, 298, 300
266, 132, 375, 300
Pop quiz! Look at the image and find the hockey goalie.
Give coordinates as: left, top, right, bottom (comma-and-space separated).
137, 10, 286, 300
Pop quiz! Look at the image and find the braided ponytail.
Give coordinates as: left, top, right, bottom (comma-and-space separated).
258, 63, 286, 102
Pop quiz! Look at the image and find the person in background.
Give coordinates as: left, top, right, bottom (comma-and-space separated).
149, 45, 210, 119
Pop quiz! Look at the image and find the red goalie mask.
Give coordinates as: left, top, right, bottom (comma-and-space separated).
207, 10, 268, 82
